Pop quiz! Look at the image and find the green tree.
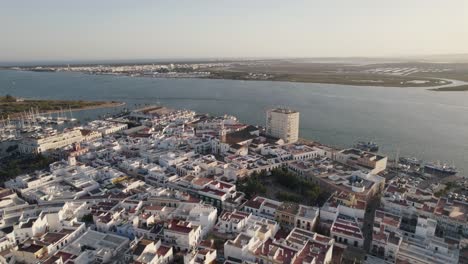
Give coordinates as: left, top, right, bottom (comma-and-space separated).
81, 214, 94, 223
237, 173, 266, 199
3, 94, 16, 102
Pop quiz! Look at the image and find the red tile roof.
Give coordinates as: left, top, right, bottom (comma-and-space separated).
156, 245, 171, 256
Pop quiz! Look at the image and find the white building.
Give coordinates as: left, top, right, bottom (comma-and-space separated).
371, 209, 402, 262
130, 238, 173, 264
164, 220, 201, 250
224, 227, 335, 264
242, 196, 282, 220
330, 214, 365, 248
61, 229, 129, 264
224, 233, 260, 263
335, 148, 388, 174
216, 210, 251, 235
18, 129, 84, 154
184, 247, 217, 264
169, 203, 218, 238
266, 108, 299, 143
86, 120, 128, 136
397, 236, 460, 264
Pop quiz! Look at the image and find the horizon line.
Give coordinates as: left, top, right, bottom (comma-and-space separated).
2, 53, 468, 67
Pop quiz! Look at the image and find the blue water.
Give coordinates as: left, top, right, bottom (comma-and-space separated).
1, 70, 467, 174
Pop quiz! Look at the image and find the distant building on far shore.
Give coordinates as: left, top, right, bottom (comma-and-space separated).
266, 108, 299, 143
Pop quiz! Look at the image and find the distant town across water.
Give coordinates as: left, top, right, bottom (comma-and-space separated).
0, 69, 467, 174
6, 58, 468, 90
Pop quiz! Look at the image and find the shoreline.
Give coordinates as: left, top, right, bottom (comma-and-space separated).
90, 71, 468, 91
4, 68, 467, 90
38, 101, 125, 114
429, 84, 468, 92
6, 101, 125, 120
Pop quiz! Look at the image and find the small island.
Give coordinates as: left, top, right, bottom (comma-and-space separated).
0, 94, 123, 119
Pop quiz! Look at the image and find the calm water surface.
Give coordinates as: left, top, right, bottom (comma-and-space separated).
1, 70, 467, 174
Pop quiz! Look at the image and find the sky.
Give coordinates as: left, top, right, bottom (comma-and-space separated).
1, 0, 468, 62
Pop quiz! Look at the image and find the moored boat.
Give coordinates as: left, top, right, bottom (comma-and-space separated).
424, 162, 457, 176
354, 141, 379, 152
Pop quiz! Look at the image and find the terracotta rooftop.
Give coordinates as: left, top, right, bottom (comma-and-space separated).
156, 245, 171, 256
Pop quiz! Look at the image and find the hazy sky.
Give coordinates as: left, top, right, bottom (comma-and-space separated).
1, 0, 468, 62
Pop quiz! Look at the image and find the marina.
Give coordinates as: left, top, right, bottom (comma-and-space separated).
0, 106, 78, 143
397, 156, 459, 177
354, 141, 379, 152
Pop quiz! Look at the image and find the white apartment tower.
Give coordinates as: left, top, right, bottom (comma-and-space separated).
266, 108, 299, 143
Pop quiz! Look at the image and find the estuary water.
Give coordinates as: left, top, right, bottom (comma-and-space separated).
1, 70, 467, 174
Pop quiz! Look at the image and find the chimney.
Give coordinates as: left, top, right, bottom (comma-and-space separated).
68, 156, 76, 166
73, 142, 81, 151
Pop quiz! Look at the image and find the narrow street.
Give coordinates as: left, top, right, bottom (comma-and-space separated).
363, 195, 381, 252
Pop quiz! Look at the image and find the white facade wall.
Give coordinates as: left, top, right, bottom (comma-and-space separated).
19, 130, 84, 154
164, 225, 201, 250
224, 236, 258, 263
332, 230, 364, 248
266, 109, 299, 144
188, 206, 218, 238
